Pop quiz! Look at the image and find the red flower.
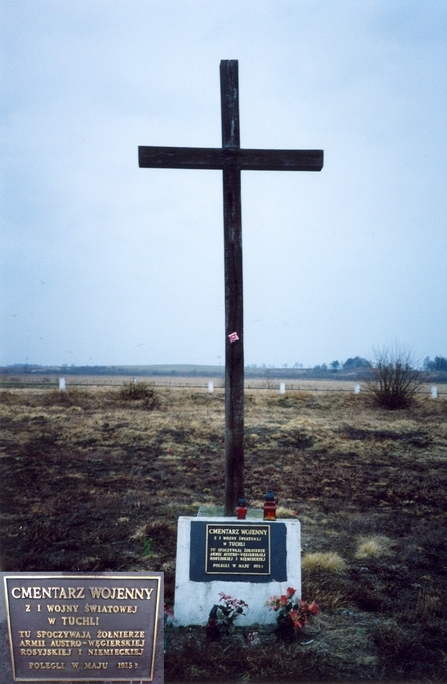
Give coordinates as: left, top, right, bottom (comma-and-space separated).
289, 610, 304, 630
309, 601, 319, 615
280, 595, 288, 605
286, 586, 296, 598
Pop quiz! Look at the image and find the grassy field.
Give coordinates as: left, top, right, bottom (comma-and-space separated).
1, 382, 446, 681
0, 372, 366, 390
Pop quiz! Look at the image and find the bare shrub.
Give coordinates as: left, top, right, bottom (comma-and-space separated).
363, 345, 424, 410
118, 380, 157, 407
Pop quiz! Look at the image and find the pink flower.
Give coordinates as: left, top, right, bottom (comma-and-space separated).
266, 595, 280, 610
218, 592, 248, 611
228, 332, 239, 343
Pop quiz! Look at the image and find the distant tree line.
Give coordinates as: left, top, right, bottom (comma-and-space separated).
319, 355, 447, 375
423, 356, 447, 372
312, 356, 370, 373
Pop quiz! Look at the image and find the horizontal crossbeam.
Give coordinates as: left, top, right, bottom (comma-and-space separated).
139, 146, 323, 171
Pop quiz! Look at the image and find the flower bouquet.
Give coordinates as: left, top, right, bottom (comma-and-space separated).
266, 587, 318, 642
206, 592, 248, 640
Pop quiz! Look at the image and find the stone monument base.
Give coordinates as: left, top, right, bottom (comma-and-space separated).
174, 515, 301, 626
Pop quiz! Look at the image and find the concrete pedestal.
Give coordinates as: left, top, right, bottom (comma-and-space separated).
174, 516, 301, 626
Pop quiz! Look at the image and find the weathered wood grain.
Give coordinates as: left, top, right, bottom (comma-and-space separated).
220, 61, 244, 516
139, 146, 323, 171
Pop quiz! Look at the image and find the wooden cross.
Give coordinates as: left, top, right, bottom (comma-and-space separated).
139, 60, 323, 516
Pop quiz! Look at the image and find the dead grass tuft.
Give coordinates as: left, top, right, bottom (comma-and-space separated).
354, 535, 392, 559
302, 551, 347, 572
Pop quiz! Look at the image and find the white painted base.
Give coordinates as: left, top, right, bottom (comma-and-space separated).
173, 516, 301, 626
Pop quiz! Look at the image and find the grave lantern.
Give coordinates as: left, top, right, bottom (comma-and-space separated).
263, 489, 277, 521
236, 497, 248, 519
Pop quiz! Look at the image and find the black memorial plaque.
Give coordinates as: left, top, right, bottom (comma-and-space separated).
189, 521, 287, 582
3, 573, 162, 682
206, 524, 270, 575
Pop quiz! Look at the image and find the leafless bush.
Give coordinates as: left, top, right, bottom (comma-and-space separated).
118, 380, 158, 407
363, 345, 424, 410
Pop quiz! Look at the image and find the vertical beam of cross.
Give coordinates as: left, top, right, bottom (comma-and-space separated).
220, 61, 244, 516
138, 60, 323, 517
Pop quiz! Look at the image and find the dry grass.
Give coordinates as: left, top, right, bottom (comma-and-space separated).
354, 535, 392, 559
302, 551, 347, 572
1, 384, 447, 680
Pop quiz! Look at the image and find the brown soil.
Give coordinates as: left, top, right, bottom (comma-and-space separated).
1, 385, 446, 681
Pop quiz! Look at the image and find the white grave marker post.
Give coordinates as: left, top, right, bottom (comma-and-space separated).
208, 380, 214, 393
431, 386, 438, 399
280, 382, 286, 394
354, 384, 360, 394
59, 378, 66, 391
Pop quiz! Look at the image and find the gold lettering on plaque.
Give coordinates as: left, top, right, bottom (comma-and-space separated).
205, 524, 271, 575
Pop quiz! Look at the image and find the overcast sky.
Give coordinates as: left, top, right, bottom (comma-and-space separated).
2, 1, 446, 369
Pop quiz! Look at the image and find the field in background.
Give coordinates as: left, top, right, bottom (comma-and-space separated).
1, 385, 446, 680
1, 372, 445, 396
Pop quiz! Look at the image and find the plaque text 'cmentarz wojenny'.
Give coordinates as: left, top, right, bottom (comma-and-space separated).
3, 574, 162, 682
